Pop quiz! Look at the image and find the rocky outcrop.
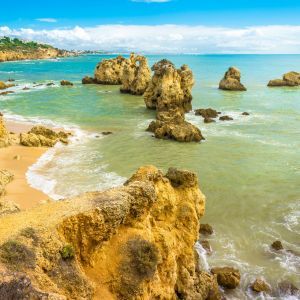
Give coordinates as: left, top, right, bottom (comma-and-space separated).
0, 114, 10, 148
0, 48, 74, 63
94, 55, 129, 85
120, 54, 151, 95
0, 166, 220, 299
60, 80, 73, 86
147, 108, 204, 142
251, 278, 271, 293
144, 60, 194, 113
219, 67, 247, 91
268, 71, 300, 87
0, 81, 14, 90
144, 60, 203, 142
20, 126, 70, 147
82, 76, 96, 84
211, 267, 241, 289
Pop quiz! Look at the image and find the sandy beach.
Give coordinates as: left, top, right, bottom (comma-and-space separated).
0, 119, 50, 210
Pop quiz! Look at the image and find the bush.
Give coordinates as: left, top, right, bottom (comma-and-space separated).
0, 240, 36, 269
60, 244, 75, 260
20, 227, 39, 245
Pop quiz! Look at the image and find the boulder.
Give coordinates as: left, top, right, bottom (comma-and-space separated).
20, 126, 69, 147
147, 109, 204, 143
211, 267, 241, 289
60, 80, 73, 86
195, 108, 218, 119
120, 54, 151, 95
268, 71, 300, 87
251, 279, 271, 293
204, 118, 216, 123
219, 115, 233, 121
144, 60, 194, 113
271, 240, 283, 251
82, 76, 95, 84
219, 67, 247, 91
200, 224, 214, 235
94, 55, 129, 84
242, 112, 250, 116
0, 114, 10, 148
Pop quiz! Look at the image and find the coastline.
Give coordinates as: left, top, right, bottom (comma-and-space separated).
0, 119, 50, 210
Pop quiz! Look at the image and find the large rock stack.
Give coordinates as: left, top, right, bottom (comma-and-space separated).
120, 54, 151, 95
219, 67, 247, 91
144, 60, 204, 142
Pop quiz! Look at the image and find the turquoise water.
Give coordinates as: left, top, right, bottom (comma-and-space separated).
0, 55, 299, 298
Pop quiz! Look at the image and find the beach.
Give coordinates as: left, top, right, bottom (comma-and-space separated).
0, 119, 49, 210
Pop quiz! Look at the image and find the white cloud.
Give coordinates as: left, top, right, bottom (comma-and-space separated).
1, 24, 300, 53
36, 18, 57, 23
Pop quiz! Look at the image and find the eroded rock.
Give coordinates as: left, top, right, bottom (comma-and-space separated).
200, 224, 214, 235
268, 71, 300, 87
251, 278, 271, 293
271, 240, 283, 251
0, 114, 10, 148
195, 108, 218, 119
82, 76, 96, 84
20, 126, 69, 147
219, 115, 233, 121
219, 67, 247, 91
211, 267, 241, 289
60, 80, 73, 86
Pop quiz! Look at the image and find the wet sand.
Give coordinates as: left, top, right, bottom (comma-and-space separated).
0, 120, 50, 210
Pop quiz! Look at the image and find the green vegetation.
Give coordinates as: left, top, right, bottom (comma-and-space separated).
0, 36, 53, 51
0, 240, 36, 269
60, 244, 75, 260
20, 227, 40, 246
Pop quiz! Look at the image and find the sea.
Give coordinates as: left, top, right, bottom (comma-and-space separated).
0, 54, 299, 299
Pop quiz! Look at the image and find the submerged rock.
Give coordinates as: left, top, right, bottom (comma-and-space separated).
200, 224, 214, 235
204, 118, 216, 124
271, 240, 283, 251
219, 115, 233, 121
144, 60, 194, 113
195, 108, 218, 119
120, 54, 151, 95
82, 76, 96, 84
268, 71, 300, 87
278, 281, 299, 297
60, 80, 73, 86
219, 67, 247, 91
242, 112, 250, 116
20, 126, 69, 147
251, 278, 271, 293
211, 267, 241, 289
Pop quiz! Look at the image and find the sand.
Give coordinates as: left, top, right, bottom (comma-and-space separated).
0, 120, 50, 210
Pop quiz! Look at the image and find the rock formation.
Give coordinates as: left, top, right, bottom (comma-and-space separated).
251, 278, 271, 293
0, 81, 14, 90
268, 71, 300, 87
144, 60, 203, 142
0, 114, 10, 148
60, 80, 73, 86
211, 267, 241, 289
144, 60, 194, 113
219, 67, 247, 91
20, 126, 69, 147
0, 166, 221, 299
120, 55, 151, 95
82, 76, 96, 84
94, 55, 130, 85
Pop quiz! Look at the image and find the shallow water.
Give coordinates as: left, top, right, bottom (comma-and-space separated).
0, 55, 299, 298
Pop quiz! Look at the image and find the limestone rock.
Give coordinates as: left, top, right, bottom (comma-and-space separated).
0, 114, 10, 148
195, 108, 218, 119
200, 223, 214, 235
211, 267, 241, 289
219, 67, 247, 91
82, 76, 95, 84
60, 80, 73, 86
251, 278, 271, 293
268, 71, 300, 87
144, 60, 195, 113
94, 55, 129, 84
147, 109, 204, 142
0, 165, 220, 299
120, 54, 151, 95
20, 126, 69, 147
271, 240, 283, 251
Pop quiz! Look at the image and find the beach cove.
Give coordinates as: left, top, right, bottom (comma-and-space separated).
0, 54, 299, 298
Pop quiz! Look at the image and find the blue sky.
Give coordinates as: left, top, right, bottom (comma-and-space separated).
1, 0, 300, 53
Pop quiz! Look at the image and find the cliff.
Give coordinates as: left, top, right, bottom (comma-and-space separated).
0, 166, 220, 299
0, 37, 74, 62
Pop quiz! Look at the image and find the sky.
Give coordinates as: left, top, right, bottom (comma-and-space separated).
1, 0, 300, 53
